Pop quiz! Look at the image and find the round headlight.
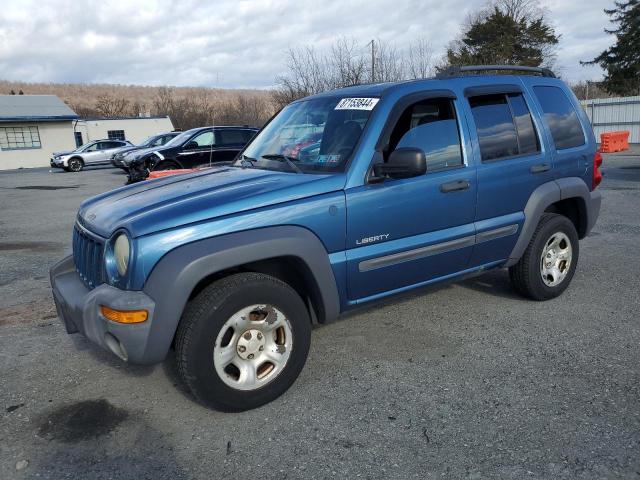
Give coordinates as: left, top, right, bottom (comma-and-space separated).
113, 233, 130, 276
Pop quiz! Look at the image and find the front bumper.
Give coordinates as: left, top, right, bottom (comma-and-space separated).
50, 158, 64, 168
50, 255, 158, 364
111, 157, 125, 168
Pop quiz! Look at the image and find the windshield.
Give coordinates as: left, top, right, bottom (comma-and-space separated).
76, 142, 97, 152
163, 130, 193, 147
236, 96, 377, 173
138, 135, 158, 147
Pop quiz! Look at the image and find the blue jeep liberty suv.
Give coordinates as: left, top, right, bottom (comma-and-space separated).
50, 66, 602, 411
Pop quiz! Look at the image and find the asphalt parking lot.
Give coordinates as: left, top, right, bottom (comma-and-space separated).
1, 154, 639, 480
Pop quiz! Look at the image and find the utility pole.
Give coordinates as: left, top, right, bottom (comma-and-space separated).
368, 39, 375, 83
585, 80, 590, 101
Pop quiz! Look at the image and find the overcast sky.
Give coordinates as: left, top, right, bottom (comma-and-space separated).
0, 0, 614, 89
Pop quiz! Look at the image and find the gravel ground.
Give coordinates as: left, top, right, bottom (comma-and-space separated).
1, 155, 639, 480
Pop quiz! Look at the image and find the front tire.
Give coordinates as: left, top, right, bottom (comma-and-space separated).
153, 160, 180, 171
175, 273, 311, 411
67, 157, 84, 172
509, 213, 579, 301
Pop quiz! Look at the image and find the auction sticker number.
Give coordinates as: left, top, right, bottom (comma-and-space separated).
335, 98, 379, 110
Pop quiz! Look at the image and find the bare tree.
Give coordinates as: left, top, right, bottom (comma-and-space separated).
152, 87, 176, 116
407, 38, 434, 79
330, 37, 368, 87
94, 94, 129, 117
274, 37, 436, 108
569, 81, 611, 101
372, 41, 406, 82
493, 0, 545, 22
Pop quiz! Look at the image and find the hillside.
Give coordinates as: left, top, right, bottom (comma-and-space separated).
0, 80, 276, 129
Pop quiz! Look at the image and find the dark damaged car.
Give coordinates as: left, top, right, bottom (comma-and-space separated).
126, 126, 258, 182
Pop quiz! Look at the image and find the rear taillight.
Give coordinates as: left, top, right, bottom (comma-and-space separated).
592, 151, 603, 190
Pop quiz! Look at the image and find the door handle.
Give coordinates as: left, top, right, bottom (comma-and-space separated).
440, 179, 470, 193
530, 163, 551, 174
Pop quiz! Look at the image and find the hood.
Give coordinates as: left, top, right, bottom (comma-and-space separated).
114, 145, 141, 156
78, 166, 346, 238
53, 150, 75, 157
124, 146, 157, 160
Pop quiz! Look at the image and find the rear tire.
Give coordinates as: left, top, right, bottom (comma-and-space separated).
509, 213, 579, 301
67, 157, 84, 172
175, 273, 311, 411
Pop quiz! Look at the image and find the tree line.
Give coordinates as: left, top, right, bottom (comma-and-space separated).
0, 80, 276, 131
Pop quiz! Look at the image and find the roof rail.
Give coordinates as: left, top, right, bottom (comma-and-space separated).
436, 65, 556, 79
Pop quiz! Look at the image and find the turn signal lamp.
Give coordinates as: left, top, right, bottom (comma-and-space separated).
100, 306, 148, 324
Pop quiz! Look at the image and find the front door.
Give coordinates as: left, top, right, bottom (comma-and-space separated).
177, 130, 215, 168
81, 142, 104, 164
345, 95, 477, 302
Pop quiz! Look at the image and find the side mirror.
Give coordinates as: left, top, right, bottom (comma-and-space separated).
373, 148, 427, 179
185, 141, 199, 150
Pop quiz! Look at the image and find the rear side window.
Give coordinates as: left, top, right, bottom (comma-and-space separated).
242, 130, 256, 143
533, 86, 585, 150
218, 129, 247, 146
389, 97, 464, 171
469, 93, 540, 161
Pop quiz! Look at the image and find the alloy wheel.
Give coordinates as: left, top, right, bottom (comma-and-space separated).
540, 231, 572, 287
213, 304, 293, 391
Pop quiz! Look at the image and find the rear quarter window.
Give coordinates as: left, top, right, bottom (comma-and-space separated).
533, 86, 585, 150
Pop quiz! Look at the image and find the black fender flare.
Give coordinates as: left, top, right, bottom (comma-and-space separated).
505, 177, 601, 267
141, 225, 340, 363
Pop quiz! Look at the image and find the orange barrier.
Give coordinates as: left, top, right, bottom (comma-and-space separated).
600, 131, 630, 153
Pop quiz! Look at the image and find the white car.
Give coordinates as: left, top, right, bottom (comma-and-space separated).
50, 139, 132, 172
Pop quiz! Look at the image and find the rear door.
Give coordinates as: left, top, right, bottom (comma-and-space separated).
525, 81, 591, 183
463, 84, 552, 266
215, 129, 252, 162
345, 93, 478, 302
100, 141, 127, 163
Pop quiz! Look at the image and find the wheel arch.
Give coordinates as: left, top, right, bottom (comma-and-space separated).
505, 178, 596, 267
140, 226, 340, 363
151, 156, 183, 170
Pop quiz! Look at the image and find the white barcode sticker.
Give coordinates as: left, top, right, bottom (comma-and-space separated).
335, 97, 379, 110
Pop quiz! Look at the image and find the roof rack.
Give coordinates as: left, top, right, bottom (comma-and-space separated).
436, 65, 556, 79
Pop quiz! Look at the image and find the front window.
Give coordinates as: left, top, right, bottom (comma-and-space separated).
81, 142, 100, 152
237, 96, 377, 173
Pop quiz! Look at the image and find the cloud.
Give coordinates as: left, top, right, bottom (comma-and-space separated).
0, 0, 613, 88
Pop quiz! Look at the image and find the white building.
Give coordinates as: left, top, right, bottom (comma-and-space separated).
0, 95, 174, 170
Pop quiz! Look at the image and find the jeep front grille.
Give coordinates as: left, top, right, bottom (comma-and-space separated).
73, 223, 105, 290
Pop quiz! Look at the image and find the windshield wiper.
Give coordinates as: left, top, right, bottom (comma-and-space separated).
261, 154, 303, 174
239, 154, 258, 168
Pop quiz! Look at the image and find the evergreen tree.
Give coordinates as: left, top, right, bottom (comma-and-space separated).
584, 1, 640, 95
446, 1, 559, 68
